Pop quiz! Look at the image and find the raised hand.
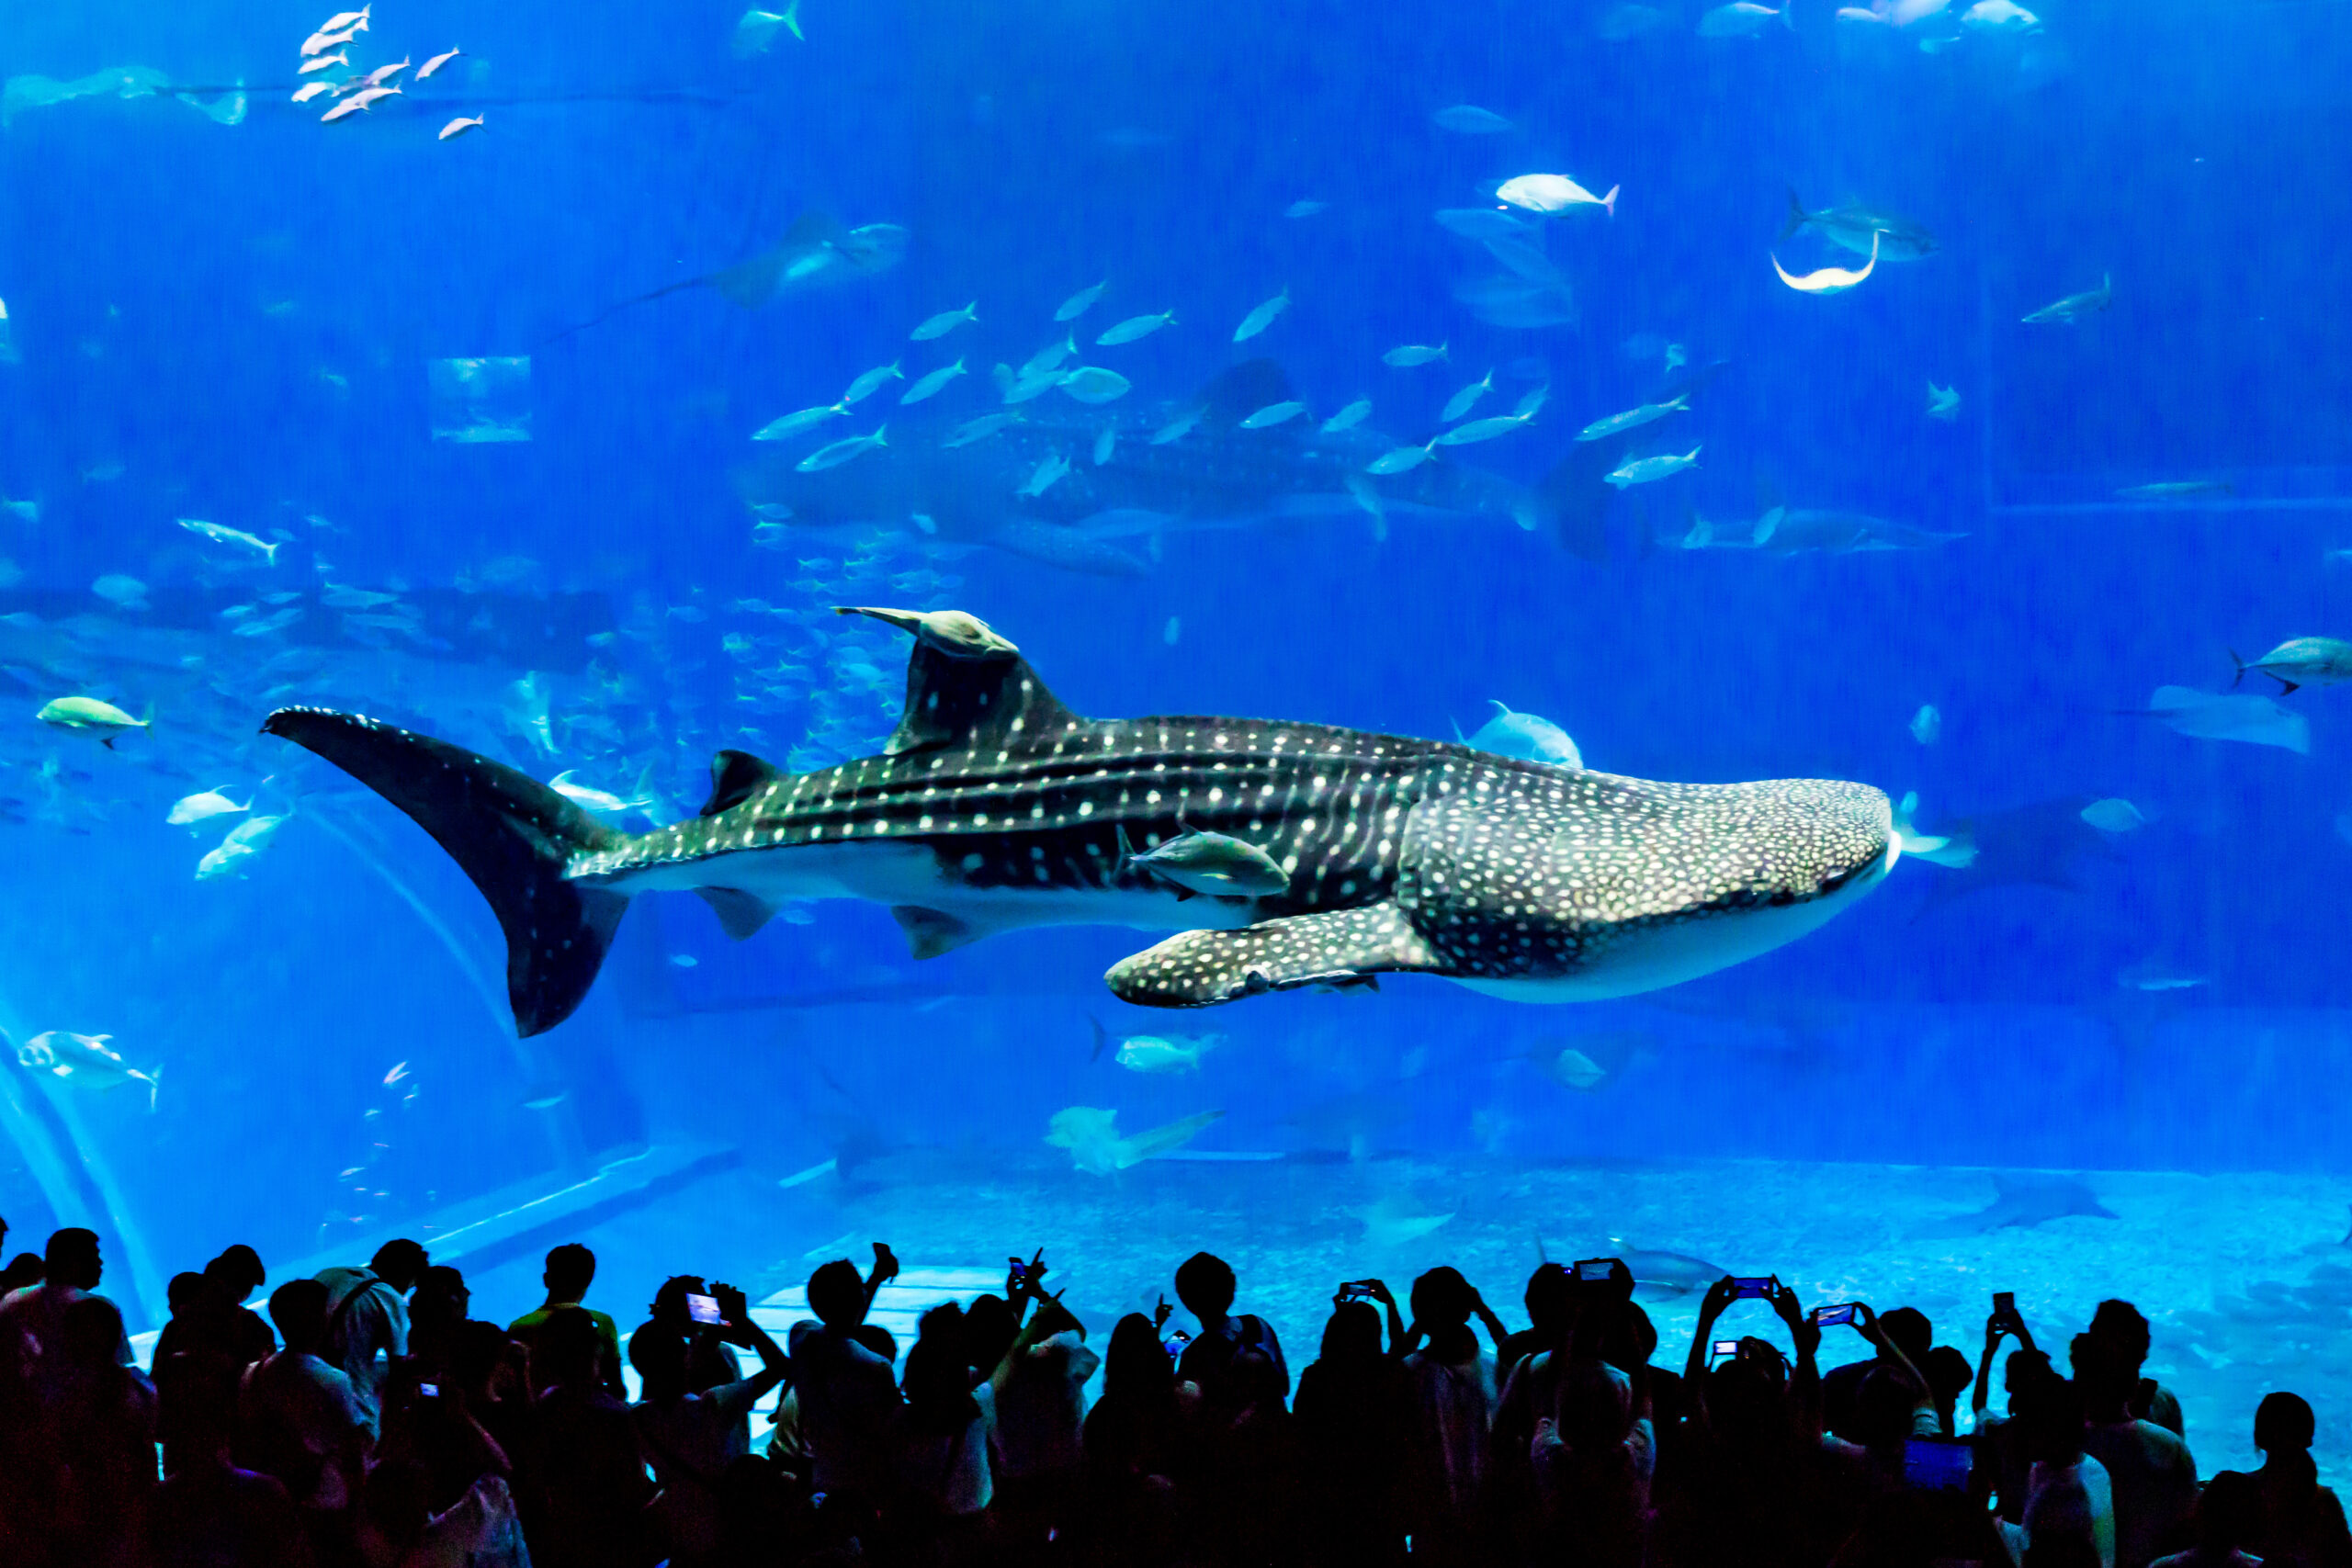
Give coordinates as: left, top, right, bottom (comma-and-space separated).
713, 1283, 752, 1343
1769, 1278, 1820, 1358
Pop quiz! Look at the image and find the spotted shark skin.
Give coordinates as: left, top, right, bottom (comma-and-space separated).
264, 616, 1896, 1034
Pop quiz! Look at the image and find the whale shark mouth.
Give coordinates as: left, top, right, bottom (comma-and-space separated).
264, 613, 1892, 1034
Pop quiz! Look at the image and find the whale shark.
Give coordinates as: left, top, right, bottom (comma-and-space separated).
262, 612, 1897, 1035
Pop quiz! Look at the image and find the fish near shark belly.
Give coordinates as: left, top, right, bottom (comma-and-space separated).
265, 609, 1893, 1036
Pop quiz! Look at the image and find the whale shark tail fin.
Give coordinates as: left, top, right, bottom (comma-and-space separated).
263, 708, 631, 1037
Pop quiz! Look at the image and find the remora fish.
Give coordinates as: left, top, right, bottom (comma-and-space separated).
1678, 507, 1963, 555
2116, 479, 2230, 500
733, 360, 1579, 576
2023, 274, 2111, 324
264, 615, 1898, 1034
1757, 509, 1964, 553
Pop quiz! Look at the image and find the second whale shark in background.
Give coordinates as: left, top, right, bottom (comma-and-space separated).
264, 608, 1899, 1035
737, 360, 1594, 576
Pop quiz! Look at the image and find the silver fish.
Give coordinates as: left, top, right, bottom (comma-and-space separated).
796, 426, 888, 471
2023, 274, 2112, 324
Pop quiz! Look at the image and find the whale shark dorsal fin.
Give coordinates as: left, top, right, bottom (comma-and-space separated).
886, 637, 1083, 757
701, 750, 783, 817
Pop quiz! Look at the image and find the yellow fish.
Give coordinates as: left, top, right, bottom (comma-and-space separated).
38, 695, 147, 748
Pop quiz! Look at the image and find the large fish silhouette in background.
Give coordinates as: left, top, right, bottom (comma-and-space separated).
542, 211, 910, 344
737, 361, 1614, 575
265, 612, 1897, 1036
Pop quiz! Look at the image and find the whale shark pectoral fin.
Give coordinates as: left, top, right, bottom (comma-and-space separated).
696, 886, 778, 941
891, 905, 984, 959
1104, 902, 1441, 1008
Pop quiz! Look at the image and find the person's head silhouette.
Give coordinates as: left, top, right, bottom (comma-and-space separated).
45, 1227, 101, 1291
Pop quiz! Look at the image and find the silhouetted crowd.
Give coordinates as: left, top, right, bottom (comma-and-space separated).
0, 1217, 2346, 1568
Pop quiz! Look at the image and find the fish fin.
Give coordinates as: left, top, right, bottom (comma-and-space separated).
1536, 446, 1617, 563
102, 737, 115, 750
1781, 186, 1808, 240
695, 886, 778, 941
147, 1062, 162, 1114
1089, 1015, 1108, 1062
701, 749, 784, 816
1600, 184, 1619, 217
1105, 901, 1442, 1008
2277, 677, 2301, 696
883, 626, 1082, 757
1488, 699, 1512, 718
262, 708, 630, 1037
784, 0, 804, 39
891, 905, 982, 960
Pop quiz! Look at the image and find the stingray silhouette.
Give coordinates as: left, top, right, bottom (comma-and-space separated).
541, 211, 907, 345
1918, 1172, 2117, 1238
1905, 795, 2120, 924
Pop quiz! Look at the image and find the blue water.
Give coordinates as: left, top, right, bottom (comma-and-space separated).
0, 0, 2346, 1416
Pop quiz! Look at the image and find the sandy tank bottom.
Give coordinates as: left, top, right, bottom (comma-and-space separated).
779, 1151, 2352, 1485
